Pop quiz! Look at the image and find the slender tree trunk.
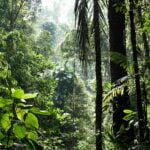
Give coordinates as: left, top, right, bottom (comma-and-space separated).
93, 0, 103, 149
137, 4, 149, 139
137, 5, 149, 60
108, 0, 129, 135
129, 0, 145, 142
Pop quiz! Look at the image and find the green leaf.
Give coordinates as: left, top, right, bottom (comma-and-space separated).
11, 88, 37, 101
13, 124, 26, 139
11, 89, 24, 99
0, 114, 11, 131
123, 114, 134, 121
123, 111, 136, 121
11, 89, 37, 100
0, 97, 13, 108
123, 109, 134, 114
30, 107, 51, 115
25, 113, 39, 129
16, 108, 26, 121
27, 131, 38, 141
22, 93, 38, 100
17, 103, 33, 109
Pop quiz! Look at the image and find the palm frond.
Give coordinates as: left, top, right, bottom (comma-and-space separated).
75, 0, 89, 66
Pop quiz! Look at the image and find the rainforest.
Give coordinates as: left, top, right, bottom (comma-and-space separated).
0, 0, 149, 149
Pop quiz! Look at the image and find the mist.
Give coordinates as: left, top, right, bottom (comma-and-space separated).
41, 0, 75, 26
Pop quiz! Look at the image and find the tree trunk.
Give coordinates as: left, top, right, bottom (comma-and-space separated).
93, 0, 103, 149
108, 0, 129, 135
129, 0, 145, 142
137, 5, 149, 60
137, 4, 149, 139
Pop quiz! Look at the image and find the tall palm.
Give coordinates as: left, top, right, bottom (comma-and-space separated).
75, 0, 103, 149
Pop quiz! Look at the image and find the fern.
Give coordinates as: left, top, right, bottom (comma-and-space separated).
103, 84, 126, 111
103, 75, 131, 111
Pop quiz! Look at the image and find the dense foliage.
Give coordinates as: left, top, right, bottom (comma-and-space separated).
0, 0, 149, 150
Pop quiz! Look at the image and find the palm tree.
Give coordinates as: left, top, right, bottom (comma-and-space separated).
75, 0, 103, 149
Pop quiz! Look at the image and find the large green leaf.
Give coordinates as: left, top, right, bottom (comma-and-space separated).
0, 114, 11, 131
16, 108, 27, 121
22, 93, 38, 100
25, 113, 39, 129
13, 124, 26, 139
30, 107, 51, 115
27, 131, 38, 141
11, 89, 37, 100
0, 97, 13, 108
11, 89, 24, 99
